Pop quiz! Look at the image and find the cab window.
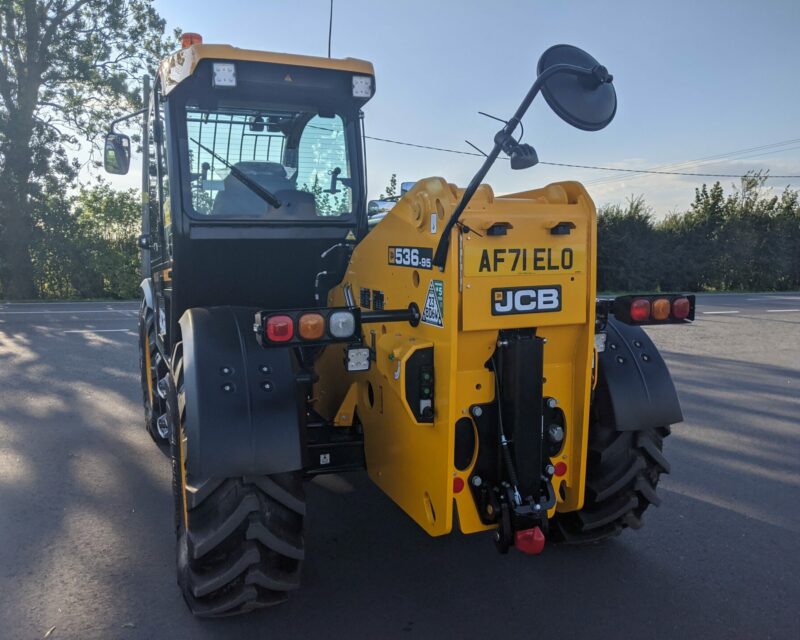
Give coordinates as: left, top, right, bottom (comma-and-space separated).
183, 106, 352, 219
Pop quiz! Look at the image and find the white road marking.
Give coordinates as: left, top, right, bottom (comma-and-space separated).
701, 310, 740, 315
63, 329, 133, 334
766, 309, 800, 313
0, 310, 136, 315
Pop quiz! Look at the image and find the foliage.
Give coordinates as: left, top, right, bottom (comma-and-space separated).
596, 196, 658, 292
597, 174, 800, 292
300, 174, 351, 215
379, 173, 397, 199
2, 172, 797, 300
28, 180, 140, 299
0, 0, 173, 299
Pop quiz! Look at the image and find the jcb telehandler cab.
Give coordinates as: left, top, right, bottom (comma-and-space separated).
105, 35, 694, 616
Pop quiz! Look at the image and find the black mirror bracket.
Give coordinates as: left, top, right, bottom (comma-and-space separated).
586, 64, 613, 88
495, 126, 540, 172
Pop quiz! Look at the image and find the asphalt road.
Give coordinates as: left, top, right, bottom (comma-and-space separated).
0, 294, 798, 640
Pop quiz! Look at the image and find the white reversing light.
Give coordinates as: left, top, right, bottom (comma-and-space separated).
329, 311, 356, 339
352, 75, 372, 98
212, 63, 236, 88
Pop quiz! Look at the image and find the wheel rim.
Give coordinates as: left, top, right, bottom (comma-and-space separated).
157, 413, 170, 439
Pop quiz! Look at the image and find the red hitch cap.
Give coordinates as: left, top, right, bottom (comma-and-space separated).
515, 526, 546, 555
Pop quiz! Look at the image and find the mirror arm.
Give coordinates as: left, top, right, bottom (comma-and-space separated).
108, 108, 147, 134
432, 63, 598, 270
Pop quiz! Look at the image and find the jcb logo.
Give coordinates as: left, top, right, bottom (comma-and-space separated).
491, 285, 562, 316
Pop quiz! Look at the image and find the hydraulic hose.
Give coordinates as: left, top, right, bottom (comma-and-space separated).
493, 355, 523, 505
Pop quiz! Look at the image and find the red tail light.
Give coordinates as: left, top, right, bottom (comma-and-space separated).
266, 315, 294, 342
630, 298, 651, 322
672, 297, 691, 320
604, 294, 695, 325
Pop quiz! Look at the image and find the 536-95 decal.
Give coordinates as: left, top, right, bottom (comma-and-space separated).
388, 246, 433, 270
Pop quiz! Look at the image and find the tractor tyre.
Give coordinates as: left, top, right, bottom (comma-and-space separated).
139, 300, 167, 443
550, 381, 672, 544
167, 344, 305, 617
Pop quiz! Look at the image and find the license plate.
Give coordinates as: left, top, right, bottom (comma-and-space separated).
465, 247, 576, 276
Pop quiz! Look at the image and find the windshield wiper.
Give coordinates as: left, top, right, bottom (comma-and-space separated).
190, 138, 282, 209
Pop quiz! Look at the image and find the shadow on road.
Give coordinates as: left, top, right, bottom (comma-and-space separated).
0, 328, 798, 639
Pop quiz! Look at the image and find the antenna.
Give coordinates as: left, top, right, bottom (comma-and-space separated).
327, 0, 333, 58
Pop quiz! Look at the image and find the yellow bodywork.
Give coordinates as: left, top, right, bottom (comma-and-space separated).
159, 43, 374, 96
315, 177, 597, 537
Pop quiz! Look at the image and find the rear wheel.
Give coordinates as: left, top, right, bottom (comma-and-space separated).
550, 382, 672, 544
167, 345, 305, 617
138, 300, 167, 442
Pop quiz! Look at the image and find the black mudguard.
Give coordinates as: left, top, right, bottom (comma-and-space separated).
179, 306, 305, 479
597, 316, 683, 430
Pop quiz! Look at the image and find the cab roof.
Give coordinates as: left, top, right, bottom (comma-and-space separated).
159, 44, 375, 96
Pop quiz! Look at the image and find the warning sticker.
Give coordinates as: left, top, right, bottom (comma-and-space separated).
421, 280, 444, 327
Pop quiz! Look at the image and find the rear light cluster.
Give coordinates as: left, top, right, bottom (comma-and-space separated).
613, 294, 695, 324
255, 308, 359, 347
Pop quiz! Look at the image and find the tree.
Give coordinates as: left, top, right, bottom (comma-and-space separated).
73, 180, 140, 297
28, 179, 140, 299
379, 173, 397, 199
0, 0, 172, 299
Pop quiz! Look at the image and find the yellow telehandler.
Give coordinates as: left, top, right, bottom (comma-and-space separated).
104, 34, 693, 616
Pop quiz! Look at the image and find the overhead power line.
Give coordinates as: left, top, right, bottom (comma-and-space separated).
586, 138, 800, 185
363, 134, 800, 179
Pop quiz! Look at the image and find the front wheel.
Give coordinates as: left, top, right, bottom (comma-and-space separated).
138, 300, 167, 442
167, 345, 306, 617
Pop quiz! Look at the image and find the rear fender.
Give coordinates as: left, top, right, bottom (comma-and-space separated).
179, 306, 305, 479
597, 316, 682, 430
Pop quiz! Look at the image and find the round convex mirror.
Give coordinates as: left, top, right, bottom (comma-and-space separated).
537, 44, 617, 131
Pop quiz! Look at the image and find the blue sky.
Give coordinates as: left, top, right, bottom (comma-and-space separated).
113, 0, 800, 215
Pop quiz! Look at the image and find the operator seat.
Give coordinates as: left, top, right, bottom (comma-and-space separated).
211, 161, 315, 218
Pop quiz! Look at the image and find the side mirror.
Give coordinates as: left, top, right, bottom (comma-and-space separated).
432, 43, 617, 269
249, 115, 265, 132
104, 132, 131, 175
536, 44, 617, 131
368, 199, 396, 216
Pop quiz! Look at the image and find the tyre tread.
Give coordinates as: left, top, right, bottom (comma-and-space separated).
551, 385, 673, 545
170, 352, 305, 617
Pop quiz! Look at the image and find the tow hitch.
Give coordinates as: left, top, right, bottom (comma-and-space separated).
485, 476, 556, 554
515, 527, 546, 555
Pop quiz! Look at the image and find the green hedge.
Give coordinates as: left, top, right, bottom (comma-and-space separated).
598, 178, 800, 292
